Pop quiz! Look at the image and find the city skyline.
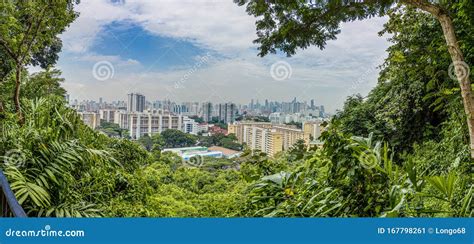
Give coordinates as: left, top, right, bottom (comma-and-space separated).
69, 94, 326, 106
74, 91, 328, 140
47, 0, 391, 114
68, 94, 328, 114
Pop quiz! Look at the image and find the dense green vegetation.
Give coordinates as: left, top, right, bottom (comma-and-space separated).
198, 133, 243, 151
97, 121, 128, 138
0, 1, 472, 217
236, 0, 474, 158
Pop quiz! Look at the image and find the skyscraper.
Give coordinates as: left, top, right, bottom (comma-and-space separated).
319, 105, 325, 117
127, 93, 145, 112
218, 103, 236, 124
202, 102, 213, 122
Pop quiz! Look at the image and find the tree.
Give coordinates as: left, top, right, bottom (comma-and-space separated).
138, 133, 165, 151
197, 133, 243, 151
22, 68, 67, 100
0, 50, 13, 112
150, 133, 165, 150
236, 0, 474, 158
332, 4, 473, 156
287, 139, 307, 161
335, 95, 374, 137
161, 129, 197, 148
138, 134, 154, 151
1, 97, 118, 217
189, 116, 204, 123
227, 133, 238, 141
0, 1, 78, 123
219, 138, 243, 151
97, 121, 128, 138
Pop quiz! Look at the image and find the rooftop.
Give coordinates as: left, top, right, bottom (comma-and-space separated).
208, 146, 239, 156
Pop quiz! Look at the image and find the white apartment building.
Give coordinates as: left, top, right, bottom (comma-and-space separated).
99, 109, 124, 123
108, 110, 184, 139
98, 109, 206, 139
269, 112, 319, 124
77, 112, 100, 129
129, 113, 183, 139
269, 112, 285, 124
183, 117, 197, 134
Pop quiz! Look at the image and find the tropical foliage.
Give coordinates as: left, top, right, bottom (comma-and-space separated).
0, 0, 472, 218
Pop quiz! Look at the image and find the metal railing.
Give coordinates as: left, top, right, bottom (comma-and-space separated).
0, 170, 27, 217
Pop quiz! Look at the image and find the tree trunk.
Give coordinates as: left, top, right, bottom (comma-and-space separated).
404, 0, 474, 159
14, 66, 24, 124
436, 14, 474, 158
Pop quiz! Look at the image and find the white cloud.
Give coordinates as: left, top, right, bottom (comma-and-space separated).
61, 0, 257, 54
60, 0, 132, 53
75, 53, 141, 67
61, 49, 384, 112
58, 0, 391, 112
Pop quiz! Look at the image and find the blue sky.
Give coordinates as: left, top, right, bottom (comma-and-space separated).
92, 22, 213, 70
54, 0, 391, 113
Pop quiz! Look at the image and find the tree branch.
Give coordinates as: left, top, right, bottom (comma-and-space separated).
18, 5, 49, 65
400, 0, 444, 18
0, 38, 17, 61
16, 7, 36, 60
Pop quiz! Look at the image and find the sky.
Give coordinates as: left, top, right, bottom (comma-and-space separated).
53, 0, 391, 113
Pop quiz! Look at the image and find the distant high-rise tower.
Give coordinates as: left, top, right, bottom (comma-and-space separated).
127, 93, 145, 112
202, 102, 213, 122
319, 105, 325, 117
218, 103, 236, 124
